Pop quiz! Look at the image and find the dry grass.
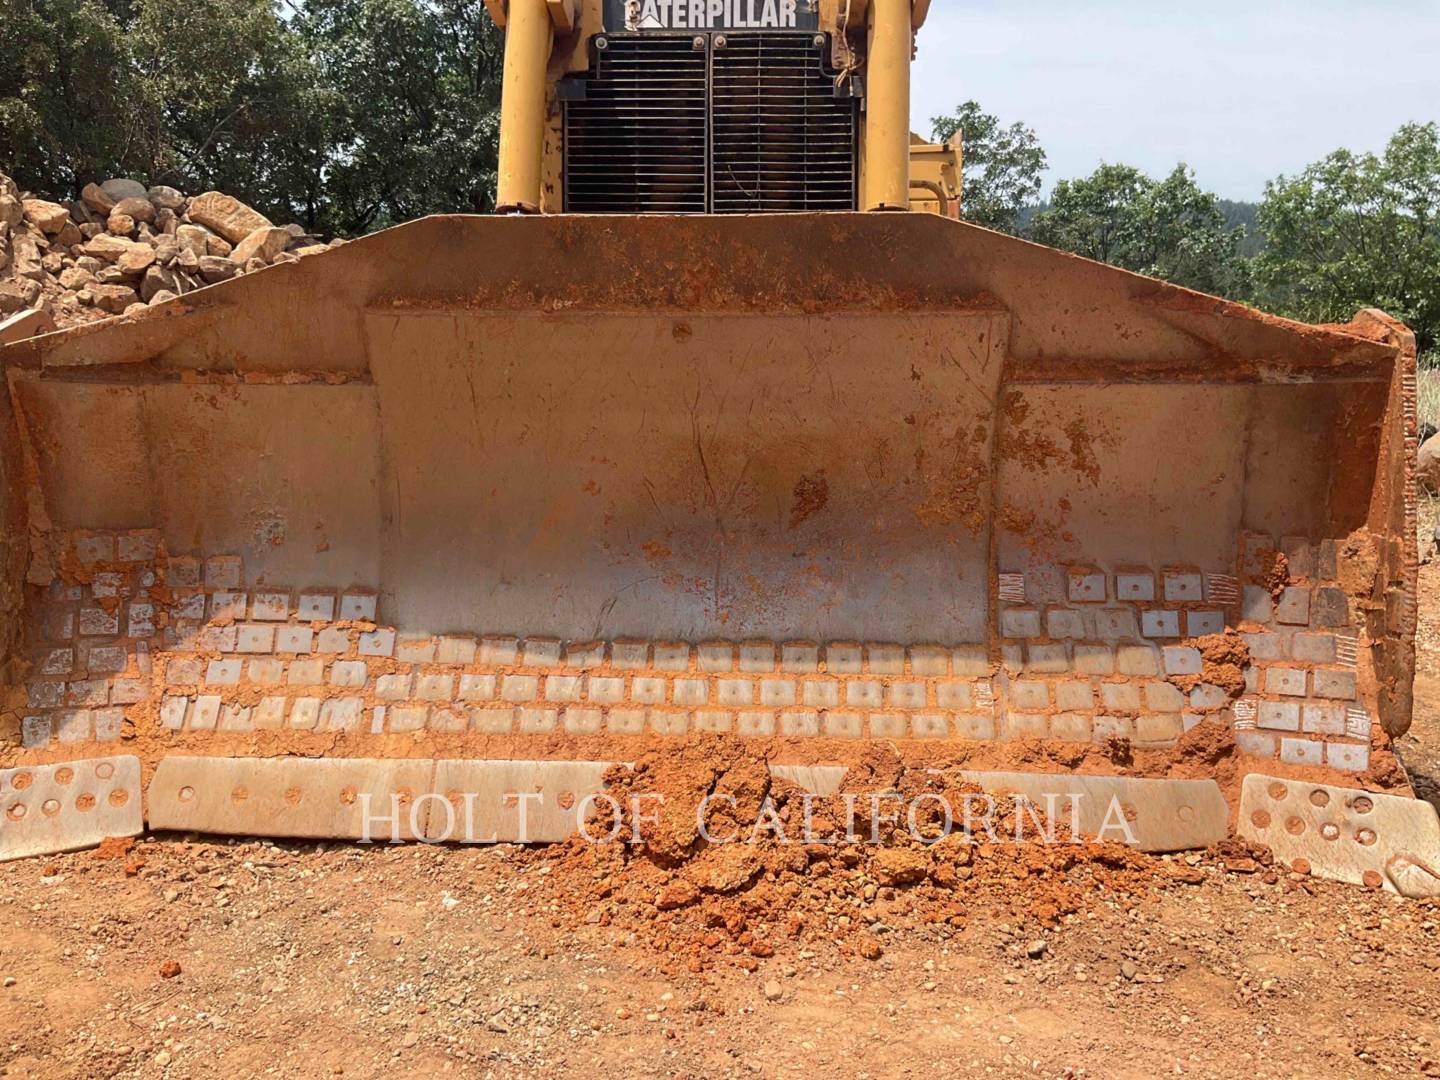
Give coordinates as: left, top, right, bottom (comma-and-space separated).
1420, 367, 1440, 431
1417, 369, 1440, 553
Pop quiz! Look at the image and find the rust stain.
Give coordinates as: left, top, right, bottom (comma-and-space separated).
787, 471, 829, 530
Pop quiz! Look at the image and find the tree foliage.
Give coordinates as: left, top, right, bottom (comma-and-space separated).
3, 6, 1438, 351
1029, 163, 1249, 297
1256, 122, 1440, 353
0, 0, 139, 191
289, 0, 502, 233
0, 0, 503, 233
930, 101, 1045, 234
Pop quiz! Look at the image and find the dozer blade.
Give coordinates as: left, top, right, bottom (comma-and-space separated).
0, 213, 1420, 861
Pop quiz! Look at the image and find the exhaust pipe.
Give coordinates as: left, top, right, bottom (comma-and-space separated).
496, 0, 554, 213
864, 0, 912, 211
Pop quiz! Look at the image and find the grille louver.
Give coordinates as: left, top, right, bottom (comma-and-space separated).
563, 36, 709, 214
562, 33, 858, 214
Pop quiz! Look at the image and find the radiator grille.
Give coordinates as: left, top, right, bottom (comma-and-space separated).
562, 33, 858, 213
563, 36, 709, 214
710, 33, 856, 212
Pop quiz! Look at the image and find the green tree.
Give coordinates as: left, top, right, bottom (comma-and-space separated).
1257, 122, 1440, 354
292, 0, 503, 233
0, 0, 140, 192
126, 0, 337, 225
1029, 162, 1249, 297
0, 0, 505, 234
930, 101, 1046, 234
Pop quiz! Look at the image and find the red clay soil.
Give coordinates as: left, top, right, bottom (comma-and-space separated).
523, 740, 1251, 978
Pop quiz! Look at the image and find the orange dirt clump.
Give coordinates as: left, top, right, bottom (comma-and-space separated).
1196, 629, 1251, 696
524, 738, 1199, 973
1265, 549, 1290, 598
92, 834, 146, 875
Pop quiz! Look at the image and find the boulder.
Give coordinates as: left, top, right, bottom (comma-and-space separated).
82, 234, 136, 263
1419, 435, 1440, 495
231, 226, 291, 265
21, 199, 70, 234
186, 191, 272, 243
59, 266, 96, 290
205, 232, 232, 257
99, 178, 149, 203
198, 255, 239, 283
81, 182, 116, 214
123, 302, 149, 317
106, 213, 135, 236
112, 196, 156, 224
147, 185, 185, 211
56, 221, 82, 248
116, 245, 156, 276
0, 194, 23, 230
175, 223, 211, 258
153, 235, 179, 265
148, 289, 178, 306
0, 278, 42, 313
141, 264, 178, 301
9, 232, 43, 281
90, 283, 139, 314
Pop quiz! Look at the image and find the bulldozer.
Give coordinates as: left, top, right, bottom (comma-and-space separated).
0, 0, 1435, 894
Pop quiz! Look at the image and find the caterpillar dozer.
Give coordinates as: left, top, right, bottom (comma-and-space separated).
0, 0, 1435, 893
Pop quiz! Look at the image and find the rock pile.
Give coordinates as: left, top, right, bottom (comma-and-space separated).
0, 174, 340, 329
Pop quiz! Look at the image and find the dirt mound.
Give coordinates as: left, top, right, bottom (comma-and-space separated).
527, 738, 1207, 973
0, 173, 341, 330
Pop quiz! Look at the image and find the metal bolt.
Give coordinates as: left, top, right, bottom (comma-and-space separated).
714, 34, 728, 48
595, 35, 608, 50
813, 33, 826, 47
692, 35, 705, 49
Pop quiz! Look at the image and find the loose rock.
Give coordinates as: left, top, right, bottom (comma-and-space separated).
231, 226, 291, 265
81, 182, 116, 214
1418, 434, 1440, 495
21, 199, 70, 234
112, 196, 156, 225
0, 170, 339, 330
187, 191, 274, 244
100, 178, 149, 203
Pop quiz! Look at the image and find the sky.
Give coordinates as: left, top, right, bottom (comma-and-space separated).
910, 0, 1440, 201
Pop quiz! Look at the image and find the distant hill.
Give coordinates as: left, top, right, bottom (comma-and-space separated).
1219, 199, 1265, 257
